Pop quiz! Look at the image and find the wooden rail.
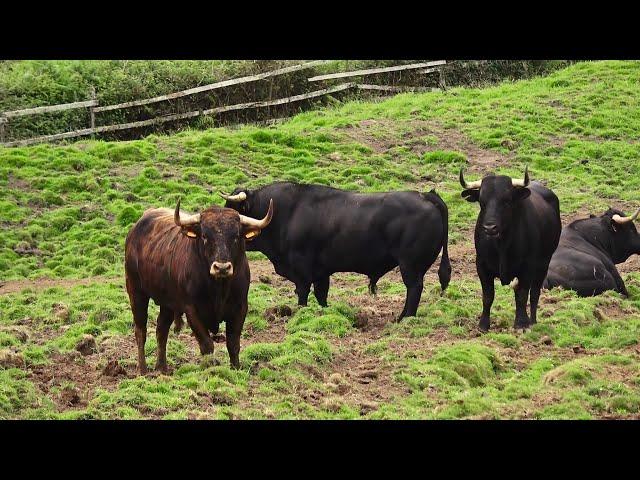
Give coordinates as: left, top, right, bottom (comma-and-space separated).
1, 83, 357, 147
2, 99, 99, 118
357, 84, 433, 93
307, 60, 446, 82
93, 60, 329, 113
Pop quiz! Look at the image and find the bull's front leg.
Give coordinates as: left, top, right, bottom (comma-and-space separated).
288, 251, 313, 306
513, 277, 532, 330
155, 306, 174, 373
184, 305, 215, 357
610, 266, 629, 297
477, 263, 495, 332
294, 282, 311, 306
225, 305, 247, 370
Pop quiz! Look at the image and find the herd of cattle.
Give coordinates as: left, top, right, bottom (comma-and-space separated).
124, 169, 640, 373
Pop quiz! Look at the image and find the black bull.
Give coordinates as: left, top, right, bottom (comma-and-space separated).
223, 182, 451, 321
460, 168, 561, 331
543, 208, 640, 296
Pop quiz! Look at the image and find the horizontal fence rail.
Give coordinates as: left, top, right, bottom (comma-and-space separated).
0, 60, 447, 147
306, 60, 447, 82
2, 99, 99, 118
92, 60, 330, 113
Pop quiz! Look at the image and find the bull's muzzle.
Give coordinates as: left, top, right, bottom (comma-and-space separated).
210, 261, 234, 278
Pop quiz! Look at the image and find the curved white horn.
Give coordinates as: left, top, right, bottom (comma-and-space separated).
613, 207, 640, 225
174, 198, 201, 227
219, 191, 247, 202
511, 165, 530, 187
239, 199, 273, 230
459, 168, 482, 189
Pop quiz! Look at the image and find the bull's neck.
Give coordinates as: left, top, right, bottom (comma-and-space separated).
570, 220, 626, 262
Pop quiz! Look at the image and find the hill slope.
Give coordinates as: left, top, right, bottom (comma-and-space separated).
1, 60, 639, 420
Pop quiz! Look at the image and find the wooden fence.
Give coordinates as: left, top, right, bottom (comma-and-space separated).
0, 60, 447, 147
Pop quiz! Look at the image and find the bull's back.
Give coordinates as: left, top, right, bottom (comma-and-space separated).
125, 209, 203, 306
287, 190, 444, 272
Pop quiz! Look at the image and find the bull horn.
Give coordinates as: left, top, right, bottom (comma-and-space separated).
459, 168, 482, 189
239, 198, 273, 230
511, 165, 530, 187
219, 191, 247, 202
612, 207, 640, 224
174, 197, 201, 227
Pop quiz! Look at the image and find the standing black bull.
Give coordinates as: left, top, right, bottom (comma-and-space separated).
124, 198, 273, 373
543, 207, 640, 296
460, 167, 561, 331
222, 182, 451, 321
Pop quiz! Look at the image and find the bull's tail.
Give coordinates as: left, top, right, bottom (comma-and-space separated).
424, 190, 451, 294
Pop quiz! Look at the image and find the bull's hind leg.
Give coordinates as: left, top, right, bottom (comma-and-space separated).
155, 306, 174, 373
368, 276, 379, 296
397, 262, 426, 321
126, 277, 150, 375
313, 276, 330, 307
529, 270, 548, 325
173, 312, 184, 333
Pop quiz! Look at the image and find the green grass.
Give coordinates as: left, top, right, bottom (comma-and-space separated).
1, 60, 640, 419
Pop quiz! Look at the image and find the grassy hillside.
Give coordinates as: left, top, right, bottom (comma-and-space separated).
1, 60, 640, 419
0, 60, 571, 141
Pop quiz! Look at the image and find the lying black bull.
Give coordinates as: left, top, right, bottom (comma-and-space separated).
124, 198, 273, 373
222, 182, 451, 321
544, 207, 640, 296
460, 167, 561, 331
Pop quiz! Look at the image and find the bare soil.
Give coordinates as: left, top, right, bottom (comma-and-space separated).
343, 118, 513, 174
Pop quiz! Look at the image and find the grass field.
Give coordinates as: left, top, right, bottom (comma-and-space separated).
1, 60, 640, 419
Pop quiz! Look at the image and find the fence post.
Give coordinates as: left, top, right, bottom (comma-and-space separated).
89, 86, 96, 131
0, 115, 6, 144
438, 64, 448, 91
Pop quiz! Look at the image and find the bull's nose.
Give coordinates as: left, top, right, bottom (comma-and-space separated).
483, 223, 499, 235
211, 262, 233, 277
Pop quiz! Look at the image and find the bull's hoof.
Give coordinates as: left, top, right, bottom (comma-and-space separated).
514, 318, 531, 330
138, 364, 148, 376
154, 362, 170, 375
478, 317, 490, 332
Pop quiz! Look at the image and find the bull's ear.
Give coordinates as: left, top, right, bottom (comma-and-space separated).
461, 189, 479, 202
242, 226, 261, 241
181, 225, 201, 238
512, 187, 531, 202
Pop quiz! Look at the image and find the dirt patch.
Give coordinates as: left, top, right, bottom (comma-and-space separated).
0, 276, 119, 296
618, 255, 640, 275
342, 118, 513, 174
7, 173, 33, 192
27, 339, 137, 413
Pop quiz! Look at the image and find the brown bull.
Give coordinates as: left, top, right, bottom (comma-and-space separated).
124, 198, 273, 373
